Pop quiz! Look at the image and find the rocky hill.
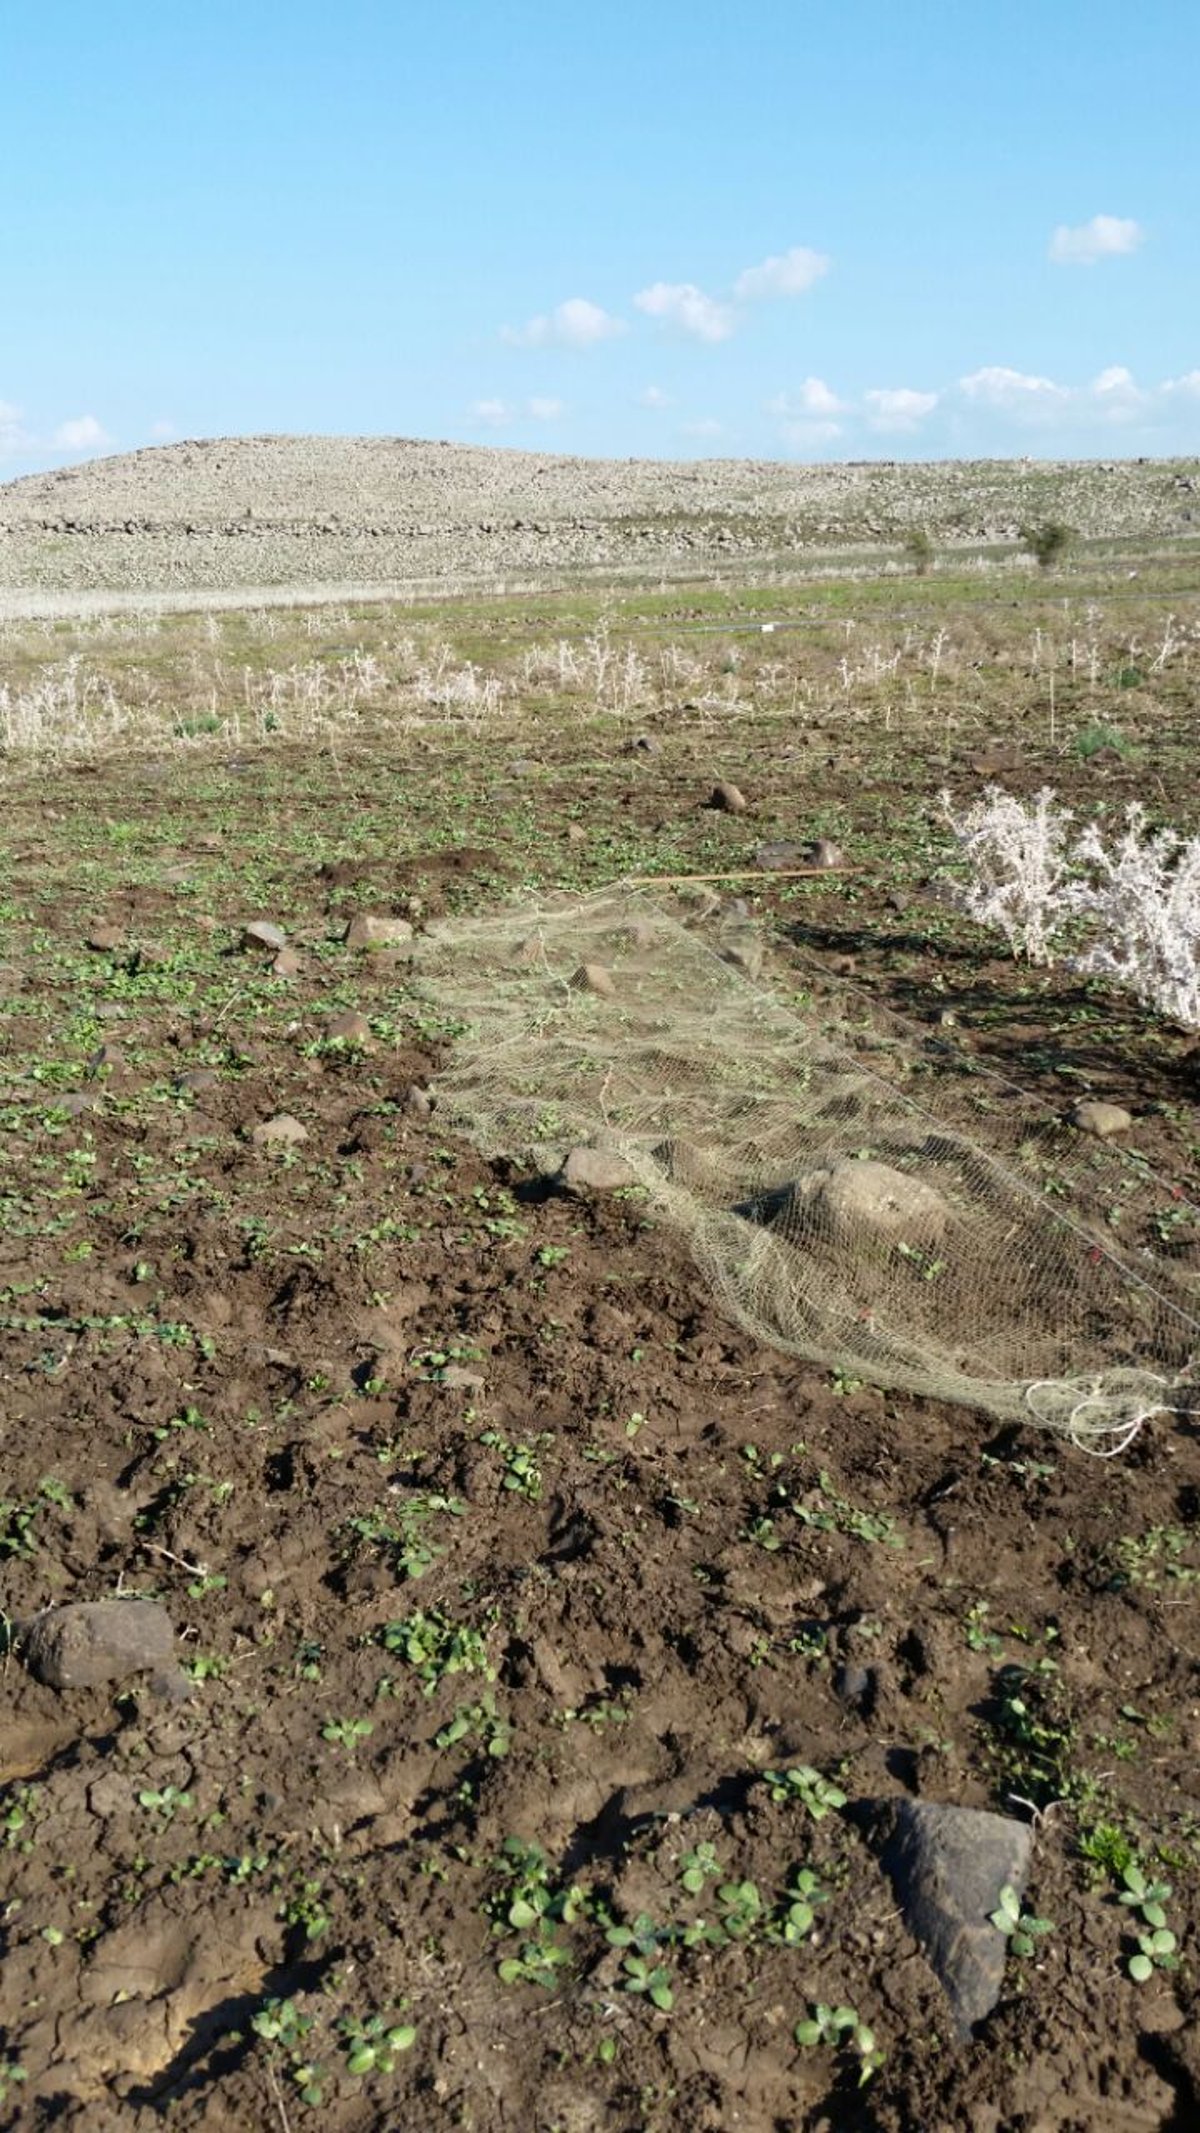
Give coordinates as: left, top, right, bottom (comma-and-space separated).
0, 434, 1195, 596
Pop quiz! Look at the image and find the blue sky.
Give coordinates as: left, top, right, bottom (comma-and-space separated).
2, 0, 1197, 472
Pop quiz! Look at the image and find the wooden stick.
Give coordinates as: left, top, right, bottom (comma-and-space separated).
620, 866, 855, 886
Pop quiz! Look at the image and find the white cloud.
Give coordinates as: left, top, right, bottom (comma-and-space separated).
634, 281, 736, 342
768, 377, 845, 419
1091, 365, 1148, 419
1163, 370, 1200, 398
53, 415, 111, 453
1049, 214, 1144, 265
502, 297, 626, 349
470, 396, 567, 427
959, 366, 1068, 411
639, 384, 671, 409
0, 398, 35, 457
864, 386, 939, 432
779, 418, 842, 454
734, 246, 830, 301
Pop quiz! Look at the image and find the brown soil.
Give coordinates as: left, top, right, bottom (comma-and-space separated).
1, 716, 1198, 2133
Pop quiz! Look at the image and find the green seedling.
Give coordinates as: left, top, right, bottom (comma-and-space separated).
321, 1715, 374, 1752
620, 1953, 675, 2010
763, 1765, 847, 1819
794, 2002, 883, 2085
251, 1997, 324, 2107
339, 2012, 417, 2074
678, 1841, 722, 1895
490, 1836, 585, 1990
435, 1694, 511, 1758
990, 1883, 1055, 1958
137, 1785, 193, 1822
715, 1879, 763, 1940
770, 1866, 829, 1944
379, 1608, 494, 1694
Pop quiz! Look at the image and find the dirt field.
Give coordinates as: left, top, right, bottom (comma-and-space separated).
1, 532, 1199, 2132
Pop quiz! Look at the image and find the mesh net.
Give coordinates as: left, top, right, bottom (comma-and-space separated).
410, 888, 1200, 1449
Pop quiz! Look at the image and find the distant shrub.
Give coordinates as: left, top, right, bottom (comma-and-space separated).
1021, 520, 1074, 571
902, 526, 934, 576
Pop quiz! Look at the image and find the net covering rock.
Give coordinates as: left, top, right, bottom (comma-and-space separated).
412, 890, 1199, 1445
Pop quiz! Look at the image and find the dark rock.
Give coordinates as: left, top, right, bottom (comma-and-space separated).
23, 1600, 176, 1691
871, 1798, 1033, 2036
833, 1663, 874, 1713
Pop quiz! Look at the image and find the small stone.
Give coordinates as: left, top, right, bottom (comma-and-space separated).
833, 1663, 875, 1713
272, 948, 303, 979
242, 920, 287, 953
1072, 1099, 1133, 1138
441, 1364, 485, 1390
566, 823, 589, 844
344, 913, 414, 950
722, 935, 764, 981
401, 1084, 433, 1119
755, 841, 802, 871
706, 781, 748, 813
23, 1599, 176, 1691
55, 1091, 103, 1117
86, 923, 124, 952
559, 1146, 637, 1193
87, 1043, 124, 1077
176, 1068, 219, 1095
327, 1011, 372, 1045
251, 1114, 309, 1148
626, 733, 661, 755
807, 838, 846, 869
571, 962, 616, 998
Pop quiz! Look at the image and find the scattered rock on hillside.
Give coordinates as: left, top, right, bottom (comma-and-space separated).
56, 1091, 103, 1117
86, 923, 124, 952
344, 914, 413, 950
571, 962, 616, 997
326, 1010, 372, 1045
869, 1798, 1034, 2037
23, 1600, 179, 1694
706, 781, 748, 814
559, 1146, 637, 1194
242, 920, 286, 954
271, 947, 302, 978
720, 933, 764, 981
807, 1159, 950, 1243
401, 1084, 433, 1119
805, 837, 847, 869
1072, 1099, 1133, 1138
176, 1068, 220, 1095
755, 841, 802, 871
251, 1113, 309, 1148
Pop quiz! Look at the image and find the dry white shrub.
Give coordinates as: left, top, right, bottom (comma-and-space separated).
1070, 805, 1200, 1033
940, 785, 1076, 965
